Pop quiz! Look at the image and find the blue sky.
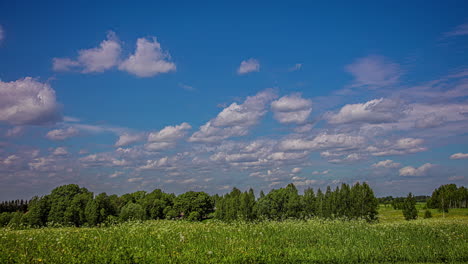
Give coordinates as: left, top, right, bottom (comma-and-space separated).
0, 1, 467, 200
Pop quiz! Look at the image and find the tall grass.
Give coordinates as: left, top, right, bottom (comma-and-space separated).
1, 218, 467, 263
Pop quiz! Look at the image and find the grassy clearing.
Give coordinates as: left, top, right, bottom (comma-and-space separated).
1, 217, 468, 263
378, 203, 468, 223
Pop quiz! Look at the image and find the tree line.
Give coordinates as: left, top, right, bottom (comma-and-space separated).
0, 182, 379, 228
0, 199, 29, 213
427, 184, 468, 212
0, 183, 465, 228
215, 182, 378, 222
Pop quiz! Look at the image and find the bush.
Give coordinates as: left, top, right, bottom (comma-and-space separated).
187, 211, 201, 221
0, 212, 13, 227
119, 203, 146, 222
424, 210, 432, 219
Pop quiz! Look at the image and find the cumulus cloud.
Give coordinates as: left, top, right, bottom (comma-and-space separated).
52, 58, 80, 72
46, 127, 79, 140
52, 147, 68, 156
368, 138, 426, 156
148, 122, 191, 142
119, 37, 176, 77
399, 163, 435, 176
271, 94, 312, 124
327, 98, 407, 125
0, 77, 61, 125
450, 153, 468, 159
291, 167, 302, 174
237, 58, 260, 75
115, 133, 144, 147
189, 89, 277, 142
53, 31, 121, 73
345, 55, 401, 89
372, 159, 401, 168
312, 170, 329, 175
444, 22, 468, 37
278, 133, 365, 152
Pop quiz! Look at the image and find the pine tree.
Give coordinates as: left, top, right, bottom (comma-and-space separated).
403, 192, 418, 220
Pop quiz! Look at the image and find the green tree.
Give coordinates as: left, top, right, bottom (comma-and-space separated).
85, 193, 117, 226
302, 187, 316, 218
119, 202, 146, 221
423, 210, 432, 219
403, 192, 418, 220
25, 196, 50, 227
173, 191, 214, 220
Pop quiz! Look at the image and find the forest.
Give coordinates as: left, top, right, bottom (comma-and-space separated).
0, 182, 466, 228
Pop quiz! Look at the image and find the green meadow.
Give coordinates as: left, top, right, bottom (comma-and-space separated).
1, 206, 467, 264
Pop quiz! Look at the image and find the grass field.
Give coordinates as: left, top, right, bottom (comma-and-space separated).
1, 206, 467, 263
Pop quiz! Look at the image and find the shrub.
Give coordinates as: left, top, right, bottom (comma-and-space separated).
424, 210, 432, 219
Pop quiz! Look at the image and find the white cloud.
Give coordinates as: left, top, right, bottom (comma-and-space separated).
271, 94, 312, 124
237, 58, 260, 75
109, 171, 124, 178
189, 89, 277, 142
278, 133, 365, 152
52, 147, 68, 156
345, 55, 401, 89
369, 138, 426, 156
52, 58, 80, 72
148, 122, 191, 142
46, 127, 79, 140
293, 179, 318, 186
399, 163, 435, 176
78, 31, 121, 73
328, 153, 363, 164
145, 142, 175, 151
372, 159, 401, 168
450, 153, 468, 159
53, 31, 121, 73
138, 157, 169, 170
444, 22, 468, 37
119, 37, 176, 77
0, 77, 61, 125
327, 98, 407, 124
312, 170, 329, 175
291, 167, 302, 174
115, 133, 143, 147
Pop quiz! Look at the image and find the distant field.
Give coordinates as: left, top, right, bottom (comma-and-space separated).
378, 203, 468, 223
1, 209, 468, 264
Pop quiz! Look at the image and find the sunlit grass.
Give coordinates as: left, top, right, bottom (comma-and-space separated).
1, 216, 468, 263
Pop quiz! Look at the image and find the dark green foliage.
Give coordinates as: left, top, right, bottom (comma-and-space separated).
85, 193, 118, 226
46, 184, 91, 225
119, 202, 146, 221
424, 210, 432, 219
1, 181, 390, 227
255, 183, 303, 221
8, 211, 26, 228
140, 189, 175, 220
24, 196, 50, 227
173, 191, 214, 220
216, 188, 256, 221
427, 184, 468, 212
0, 199, 29, 213
0, 212, 13, 227
403, 193, 418, 220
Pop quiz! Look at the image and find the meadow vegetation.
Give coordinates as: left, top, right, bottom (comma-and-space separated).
1, 183, 467, 263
